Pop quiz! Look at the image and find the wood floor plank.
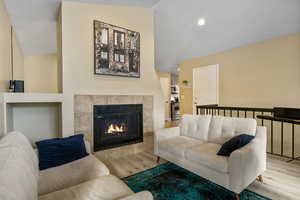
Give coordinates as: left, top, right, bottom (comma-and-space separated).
98, 151, 300, 200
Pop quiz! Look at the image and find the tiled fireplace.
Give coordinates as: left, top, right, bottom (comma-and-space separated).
74, 95, 153, 159
93, 104, 143, 151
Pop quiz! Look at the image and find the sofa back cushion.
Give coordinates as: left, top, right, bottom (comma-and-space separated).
0, 133, 38, 200
180, 115, 211, 141
208, 116, 257, 144
0, 132, 39, 180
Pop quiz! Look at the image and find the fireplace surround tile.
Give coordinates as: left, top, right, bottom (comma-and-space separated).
74, 112, 92, 132
74, 95, 93, 113
133, 96, 144, 104
92, 96, 108, 105
74, 95, 154, 158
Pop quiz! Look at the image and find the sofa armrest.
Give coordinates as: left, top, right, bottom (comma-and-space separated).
84, 140, 91, 154
38, 155, 110, 195
228, 126, 267, 193
154, 127, 180, 141
117, 191, 153, 200
154, 127, 180, 155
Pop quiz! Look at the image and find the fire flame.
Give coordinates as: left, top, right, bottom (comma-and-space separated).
107, 124, 125, 134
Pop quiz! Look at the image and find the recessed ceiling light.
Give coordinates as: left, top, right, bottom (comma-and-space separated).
197, 18, 206, 26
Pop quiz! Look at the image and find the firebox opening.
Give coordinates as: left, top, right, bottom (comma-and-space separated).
94, 104, 143, 152
106, 123, 127, 135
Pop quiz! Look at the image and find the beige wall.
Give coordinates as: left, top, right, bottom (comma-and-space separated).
180, 32, 300, 114
0, 0, 24, 92
59, 2, 165, 136
157, 72, 171, 120
180, 33, 300, 156
24, 54, 58, 93
12, 31, 24, 81
57, 9, 63, 93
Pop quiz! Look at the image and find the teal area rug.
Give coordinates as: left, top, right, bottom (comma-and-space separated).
123, 162, 271, 200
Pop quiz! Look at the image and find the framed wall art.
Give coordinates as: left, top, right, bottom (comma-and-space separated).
94, 20, 140, 78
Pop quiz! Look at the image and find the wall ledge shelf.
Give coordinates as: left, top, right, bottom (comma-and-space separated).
0, 93, 64, 140
0, 93, 64, 104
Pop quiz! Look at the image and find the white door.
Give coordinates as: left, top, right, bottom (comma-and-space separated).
193, 65, 219, 114
160, 77, 170, 121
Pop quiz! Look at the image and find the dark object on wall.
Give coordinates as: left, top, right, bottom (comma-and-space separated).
9, 80, 24, 93
94, 20, 140, 78
8, 80, 14, 92
274, 107, 300, 120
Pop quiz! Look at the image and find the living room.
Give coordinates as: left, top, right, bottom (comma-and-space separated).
0, 0, 300, 200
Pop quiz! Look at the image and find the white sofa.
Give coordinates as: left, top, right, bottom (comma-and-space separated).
154, 114, 267, 197
0, 132, 153, 200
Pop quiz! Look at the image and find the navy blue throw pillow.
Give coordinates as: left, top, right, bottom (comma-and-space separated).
36, 134, 89, 170
217, 134, 255, 156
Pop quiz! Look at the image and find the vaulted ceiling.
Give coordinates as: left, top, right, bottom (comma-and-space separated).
4, 0, 300, 74
4, 0, 160, 56
154, 0, 300, 73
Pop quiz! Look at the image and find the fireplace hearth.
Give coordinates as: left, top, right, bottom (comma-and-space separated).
93, 104, 143, 152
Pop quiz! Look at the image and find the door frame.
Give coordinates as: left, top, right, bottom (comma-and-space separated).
159, 76, 171, 122
192, 64, 219, 114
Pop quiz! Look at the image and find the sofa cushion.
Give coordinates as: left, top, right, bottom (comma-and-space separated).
36, 134, 89, 170
38, 155, 110, 195
180, 114, 211, 141
158, 136, 203, 158
0, 131, 39, 181
38, 175, 134, 200
0, 145, 38, 200
185, 143, 229, 173
208, 116, 257, 144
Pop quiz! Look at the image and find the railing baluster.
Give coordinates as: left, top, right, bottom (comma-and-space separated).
195, 105, 300, 162
292, 124, 295, 160
281, 122, 284, 156
271, 120, 274, 154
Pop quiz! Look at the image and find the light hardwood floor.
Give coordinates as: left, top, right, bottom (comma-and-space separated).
100, 150, 300, 200
97, 120, 300, 200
